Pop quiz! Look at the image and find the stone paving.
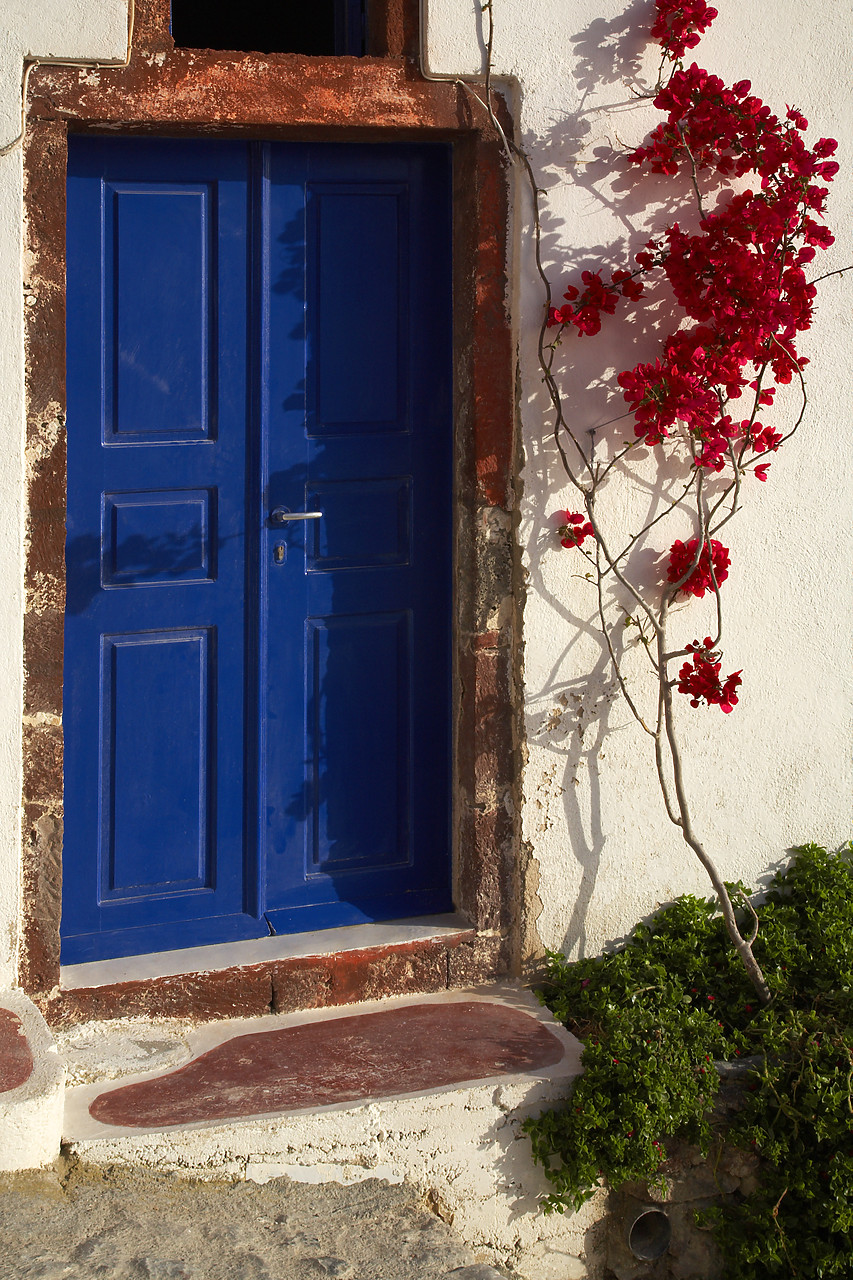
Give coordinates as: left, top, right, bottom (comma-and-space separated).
0, 1160, 513, 1280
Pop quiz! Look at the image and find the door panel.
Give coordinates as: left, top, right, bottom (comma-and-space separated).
102, 629, 213, 898
63, 140, 253, 958
261, 144, 452, 931
62, 137, 453, 963
111, 185, 212, 439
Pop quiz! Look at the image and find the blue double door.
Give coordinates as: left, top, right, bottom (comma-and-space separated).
62, 137, 453, 963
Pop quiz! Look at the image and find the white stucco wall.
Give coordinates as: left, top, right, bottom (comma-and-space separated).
0, 0, 849, 985
0, 0, 128, 986
425, 0, 853, 956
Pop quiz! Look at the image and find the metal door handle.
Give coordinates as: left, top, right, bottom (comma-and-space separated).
269, 508, 323, 524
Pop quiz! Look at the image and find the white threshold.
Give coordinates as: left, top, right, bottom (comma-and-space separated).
59, 914, 472, 991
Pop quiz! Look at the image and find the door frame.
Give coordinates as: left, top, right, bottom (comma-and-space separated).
19, 0, 525, 1022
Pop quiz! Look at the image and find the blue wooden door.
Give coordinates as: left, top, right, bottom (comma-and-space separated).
62, 137, 453, 963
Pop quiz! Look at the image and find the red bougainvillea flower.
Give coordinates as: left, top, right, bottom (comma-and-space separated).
546, 269, 644, 335
556, 511, 594, 548
667, 538, 730, 597
754, 463, 771, 481
751, 424, 783, 454
650, 0, 718, 60
678, 638, 742, 712
611, 268, 645, 302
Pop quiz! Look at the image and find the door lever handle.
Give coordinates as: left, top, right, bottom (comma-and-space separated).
269, 508, 323, 524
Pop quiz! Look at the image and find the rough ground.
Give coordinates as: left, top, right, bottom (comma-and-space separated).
0, 1161, 510, 1280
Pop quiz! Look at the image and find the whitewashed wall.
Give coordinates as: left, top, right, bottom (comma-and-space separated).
0, 0, 128, 985
0, 0, 849, 985
425, 0, 853, 957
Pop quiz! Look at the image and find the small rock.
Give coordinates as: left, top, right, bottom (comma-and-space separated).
71, 1240, 98, 1261
315, 1259, 353, 1277
139, 1261, 193, 1280
442, 1267, 507, 1280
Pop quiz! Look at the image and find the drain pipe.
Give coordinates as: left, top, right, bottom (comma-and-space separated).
627, 1206, 672, 1262
417, 0, 515, 161
418, 0, 487, 84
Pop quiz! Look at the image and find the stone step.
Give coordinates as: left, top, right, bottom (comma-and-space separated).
58, 985, 592, 1276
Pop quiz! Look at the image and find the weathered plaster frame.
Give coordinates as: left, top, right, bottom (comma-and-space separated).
19, 0, 526, 1024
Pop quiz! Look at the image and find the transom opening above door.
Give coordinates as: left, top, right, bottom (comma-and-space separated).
170, 0, 367, 56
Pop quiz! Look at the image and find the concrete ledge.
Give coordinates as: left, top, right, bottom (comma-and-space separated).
0, 990, 64, 1170
60, 914, 472, 989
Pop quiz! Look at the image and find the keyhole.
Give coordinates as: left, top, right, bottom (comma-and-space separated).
273, 543, 286, 564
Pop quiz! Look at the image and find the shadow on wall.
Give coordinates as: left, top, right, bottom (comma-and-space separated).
518, 2, 729, 958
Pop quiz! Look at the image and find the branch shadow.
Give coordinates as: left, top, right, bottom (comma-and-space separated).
517, 1, 727, 956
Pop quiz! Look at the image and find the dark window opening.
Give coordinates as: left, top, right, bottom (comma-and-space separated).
170, 0, 367, 56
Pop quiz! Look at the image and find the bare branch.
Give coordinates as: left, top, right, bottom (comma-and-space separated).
735, 887, 761, 947
676, 122, 706, 218
653, 681, 683, 826
657, 630, 772, 1004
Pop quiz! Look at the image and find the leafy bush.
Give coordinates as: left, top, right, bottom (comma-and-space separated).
526, 843, 853, 1277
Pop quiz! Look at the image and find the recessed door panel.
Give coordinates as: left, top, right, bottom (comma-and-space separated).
110, 184, 214, 441
103, 629, 212, 899
306, 610, 411, 874
103, 489, 215, 586
310, 185, 406, 431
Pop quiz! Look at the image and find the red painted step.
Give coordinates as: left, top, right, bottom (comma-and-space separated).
90, 1000, 564, 1128
0, 1009, 34, 1093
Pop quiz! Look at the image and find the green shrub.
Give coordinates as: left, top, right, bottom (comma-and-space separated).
526, 843, 853, 1277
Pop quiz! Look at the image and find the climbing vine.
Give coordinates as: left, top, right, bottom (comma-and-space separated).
520, 4, 852, 1270
537, 0, 841, 1002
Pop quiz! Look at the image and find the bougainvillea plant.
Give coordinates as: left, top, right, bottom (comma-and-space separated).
539, 0, 840, 1002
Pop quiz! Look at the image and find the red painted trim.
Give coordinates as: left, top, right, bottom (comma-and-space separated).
89, 1000, 563, 1126
0, 1009, 35, 1093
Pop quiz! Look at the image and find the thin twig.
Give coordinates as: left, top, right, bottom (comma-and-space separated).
595, 542, 655, 736
807, 264, 853, 287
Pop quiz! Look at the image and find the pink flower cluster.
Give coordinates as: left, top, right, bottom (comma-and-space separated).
678, 639, 742, 713
544, 0, 839, 714
556, 511, 594, 548
548, 269, 643, 336
649, 0, 718, 60
618, 54, 838, 472
667, 538, 730, 597
550, 2, 837, 490
632, 65, 839, 191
